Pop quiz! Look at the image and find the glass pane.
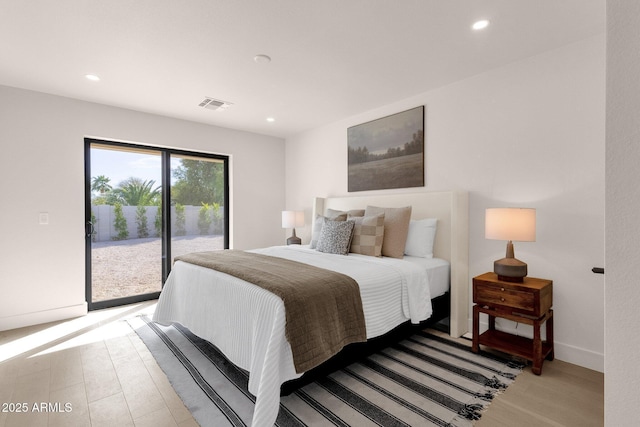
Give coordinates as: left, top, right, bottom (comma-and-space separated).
170, 155, 225, 261
89, 144, 163, 302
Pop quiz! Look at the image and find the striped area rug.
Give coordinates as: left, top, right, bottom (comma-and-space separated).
130, 316, 522, 427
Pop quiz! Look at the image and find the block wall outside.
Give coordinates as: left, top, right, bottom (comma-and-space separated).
90, 205, 224, 242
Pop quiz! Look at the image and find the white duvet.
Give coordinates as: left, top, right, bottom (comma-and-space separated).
153, 245, 447, 427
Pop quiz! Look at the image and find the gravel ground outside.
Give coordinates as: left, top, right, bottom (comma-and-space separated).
91, 235, 224, 302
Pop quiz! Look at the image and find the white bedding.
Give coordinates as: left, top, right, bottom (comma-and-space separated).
402, 255, 451, 299
153, 245, 449, 427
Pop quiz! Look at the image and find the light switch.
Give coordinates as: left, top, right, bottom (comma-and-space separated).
39, 212, 49, 225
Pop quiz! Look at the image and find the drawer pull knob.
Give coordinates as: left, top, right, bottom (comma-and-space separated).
501, 287, 505, 291
500, 297, 505, 302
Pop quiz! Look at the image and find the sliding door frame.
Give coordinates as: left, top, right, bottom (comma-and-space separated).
84, 138, 229, 310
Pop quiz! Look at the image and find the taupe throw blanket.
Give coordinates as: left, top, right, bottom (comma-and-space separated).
174, 250, 367, 373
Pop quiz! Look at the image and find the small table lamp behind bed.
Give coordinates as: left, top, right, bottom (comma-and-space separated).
282, 210, 304, 245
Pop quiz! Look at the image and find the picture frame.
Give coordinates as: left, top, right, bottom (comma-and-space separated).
347, 105, 425, 192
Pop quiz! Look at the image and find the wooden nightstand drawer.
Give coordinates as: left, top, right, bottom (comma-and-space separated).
474, 283, 535, 311
473, 272, 552, 317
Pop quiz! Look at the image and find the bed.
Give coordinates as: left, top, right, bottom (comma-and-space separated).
153, 191, 469, 427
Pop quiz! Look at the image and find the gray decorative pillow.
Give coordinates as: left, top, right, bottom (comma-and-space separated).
350, 213, 385, 257
327, 208, 365, 218
364, 205, 412, 258
310, 213, 347, 249
316, 219, 355, 255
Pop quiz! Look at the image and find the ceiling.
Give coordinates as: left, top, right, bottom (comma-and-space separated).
0, 1, 605, 139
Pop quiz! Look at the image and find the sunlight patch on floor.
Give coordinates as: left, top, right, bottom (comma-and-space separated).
0, 302, 156, 362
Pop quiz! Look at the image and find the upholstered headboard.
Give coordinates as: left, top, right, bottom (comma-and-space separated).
312, 191, 469, 338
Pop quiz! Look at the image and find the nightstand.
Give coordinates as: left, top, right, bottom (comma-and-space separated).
472, 272, 554, 375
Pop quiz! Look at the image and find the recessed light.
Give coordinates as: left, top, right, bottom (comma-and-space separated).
472, 20, 490, 30
266, 117, 275, 122
85, 74, 100, 82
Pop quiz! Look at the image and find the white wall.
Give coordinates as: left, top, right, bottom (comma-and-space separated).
285, 35, 605, 371
0, 85, 285, 330
605, 1, 640, 424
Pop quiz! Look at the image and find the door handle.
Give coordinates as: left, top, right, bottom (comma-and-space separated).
86, 221, 95, 238
592, 267, 604, 274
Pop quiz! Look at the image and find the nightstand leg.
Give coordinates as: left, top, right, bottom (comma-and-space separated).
546, 309, 555, 361
532, 318, 543, 375
472, 305, 480, 353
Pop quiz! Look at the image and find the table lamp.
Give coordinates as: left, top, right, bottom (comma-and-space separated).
282, 210, 304, 245
485, 208, 536, 282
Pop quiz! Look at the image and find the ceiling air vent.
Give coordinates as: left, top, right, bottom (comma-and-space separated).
199, 97, 233, 111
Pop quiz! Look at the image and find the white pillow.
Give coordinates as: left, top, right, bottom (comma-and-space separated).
404, 218, 437, 258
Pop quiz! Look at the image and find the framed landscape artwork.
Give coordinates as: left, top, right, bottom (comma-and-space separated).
347, 106, 425, 192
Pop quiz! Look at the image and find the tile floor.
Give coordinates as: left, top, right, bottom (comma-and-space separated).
0, 301, 197, 427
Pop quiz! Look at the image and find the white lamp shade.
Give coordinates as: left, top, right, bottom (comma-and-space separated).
282, 211, 304, 228
485, 208, 536, 242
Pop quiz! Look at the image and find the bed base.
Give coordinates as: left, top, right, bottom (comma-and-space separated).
280, 292, 450, 395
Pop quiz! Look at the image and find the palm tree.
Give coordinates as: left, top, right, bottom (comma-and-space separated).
111, 177, 161, 206
91, 175, 112, 194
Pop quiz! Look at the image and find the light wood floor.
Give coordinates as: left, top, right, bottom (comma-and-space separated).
0, 301, 603, 427
430, 329, 604, 427
476, 359, 604, 427
0, 301, 195, 427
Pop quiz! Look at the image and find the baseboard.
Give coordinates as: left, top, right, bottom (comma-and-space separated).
0, 302, 88, 331
554, 341, 604, 373
469, 318, 604, 373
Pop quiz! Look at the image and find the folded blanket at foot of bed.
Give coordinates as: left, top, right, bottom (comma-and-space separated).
174, 250, 367, 373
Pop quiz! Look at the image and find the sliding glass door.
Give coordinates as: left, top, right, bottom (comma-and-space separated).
86, 144, 163, 307
85, 139, 229, 310
169, 154, 227, 261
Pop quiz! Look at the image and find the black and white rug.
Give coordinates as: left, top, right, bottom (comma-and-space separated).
130, 316, 522, 427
